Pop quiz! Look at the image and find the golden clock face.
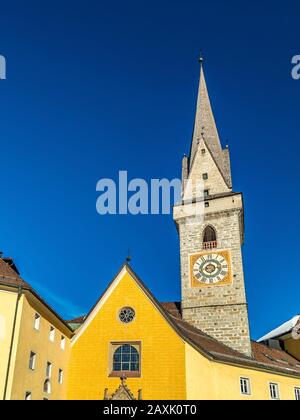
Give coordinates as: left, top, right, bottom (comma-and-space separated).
190, 250, 232, 287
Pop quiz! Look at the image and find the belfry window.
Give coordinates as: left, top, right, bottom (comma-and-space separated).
203, 226, 217, 249
110, 343, 140, 377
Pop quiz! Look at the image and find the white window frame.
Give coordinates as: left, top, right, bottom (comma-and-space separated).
269, 382, 280, 400
25, 391, 32, 400
49, 326, 55, 342
34, 313, 41, 331
29, 351, 36, 370
60, 335, 66, 350
295, 387, 300, 401
46, 361, 52, 378
58, 369, 63, 384
240, 377, 251, 396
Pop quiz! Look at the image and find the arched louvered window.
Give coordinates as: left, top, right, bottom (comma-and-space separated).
203, 226, 217, 249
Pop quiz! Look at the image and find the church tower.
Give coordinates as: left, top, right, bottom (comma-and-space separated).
173, 58, 252, 357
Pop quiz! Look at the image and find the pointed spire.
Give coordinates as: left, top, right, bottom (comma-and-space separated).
189, 57, 227, 181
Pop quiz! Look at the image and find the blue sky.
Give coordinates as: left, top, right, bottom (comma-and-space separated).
0, 0, 299, 339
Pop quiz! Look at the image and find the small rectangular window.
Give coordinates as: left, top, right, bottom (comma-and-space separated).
204, 189, 209, 197
34, 313, 41, 331
49, 326, 55, 342
46, 362, 52, 378
202, 173, 208, 180
269, 383, 280, 400
29, 352, 36, 370
240, 377, 251, 395
201, 149, 206, 155
205, 202, 209, 208
60, 336, 66, 350
295, 387, 300, 400
25, 391, 32, 400
58, 369, 63, 384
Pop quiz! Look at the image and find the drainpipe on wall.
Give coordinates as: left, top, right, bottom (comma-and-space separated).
3, 285, 22, 401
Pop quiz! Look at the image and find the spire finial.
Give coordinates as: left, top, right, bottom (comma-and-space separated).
199, 51, 204, 64
126, 249, 131, 264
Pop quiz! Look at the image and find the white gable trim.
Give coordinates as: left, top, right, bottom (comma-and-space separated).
71, 265, 186, 347
71, 266, 127, 346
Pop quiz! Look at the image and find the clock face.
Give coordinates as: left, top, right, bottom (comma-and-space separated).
190, 250, 232, 287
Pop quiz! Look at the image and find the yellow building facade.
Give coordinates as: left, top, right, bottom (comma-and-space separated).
1, 60, 300, 400
0, 259, 72, 401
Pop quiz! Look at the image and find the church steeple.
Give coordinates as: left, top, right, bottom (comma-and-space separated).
174, 59, 251, 357
189, 58, 231, 188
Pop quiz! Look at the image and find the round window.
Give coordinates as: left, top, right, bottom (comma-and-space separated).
119, 307, 135, 324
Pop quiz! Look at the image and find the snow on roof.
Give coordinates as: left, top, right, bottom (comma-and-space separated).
258, 315, 300, 342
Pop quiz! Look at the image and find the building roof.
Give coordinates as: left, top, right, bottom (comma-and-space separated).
258, 315, 300, 342
68, 264, 300, 378
0, 257, 73, 333
0, 257, 31, 288
163, 303, 300, 377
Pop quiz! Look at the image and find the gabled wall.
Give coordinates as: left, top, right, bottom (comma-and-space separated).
67, 270, 186, 400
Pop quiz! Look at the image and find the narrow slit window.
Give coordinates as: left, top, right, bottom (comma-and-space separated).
49, 326, 55, 342
43, 379, 51, 394
34, 313, 41, 331
46, 362, 52, 378
29, 352, 36, 370
58, 369, 63, 384
60, 335, 66, 350
25, 392, 32, 400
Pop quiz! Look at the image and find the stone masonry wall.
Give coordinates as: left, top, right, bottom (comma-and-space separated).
177, 208, 252, 357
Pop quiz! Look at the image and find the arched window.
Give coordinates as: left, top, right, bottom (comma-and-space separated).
43, 379, 51, 394
113, 344, 139, 373
203, 226, 217, 249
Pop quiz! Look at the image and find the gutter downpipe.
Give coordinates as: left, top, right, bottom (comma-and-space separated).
3, 285, 22, 400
